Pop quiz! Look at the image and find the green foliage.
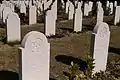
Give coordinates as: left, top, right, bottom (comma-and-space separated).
68, 61, 79, 80
75, 73, 86, 80
84, 54, 95, 77
64, 53, 120, 80
65, 53, 95, 80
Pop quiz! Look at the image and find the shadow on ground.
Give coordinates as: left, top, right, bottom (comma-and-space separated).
47, 34, 65, 39
0, 70, 18, 80
59, 27, 73, 33
109, 47, 120, 55
59, 27, 91, 33
55, 55, 87, 70
50, 78, 56, 80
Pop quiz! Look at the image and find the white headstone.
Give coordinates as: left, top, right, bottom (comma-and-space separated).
75, 1, 78, 7
97, 7, 104, 22
9, 3, 14, 12
20, 2, 26, 15
51, 0, 57, 20
0, 4, 6, 19
15, 1, 20, 8
109, 2, 113, 14
42, 0, 47, 4
37, 2, 43, 11
61, 0, 65, 9
55, 0, 57, 20
84, 3, 89, 16
88, 1, 93, 12
29, 1, 32, 8
74, 2, 82, 32
78, 2, 82, 9
114, 1, 117, 7
44, 0, 52, 10
68, 2, 74, 20
2, 7, 12, 23
106, 1, 109, 8
65, 1, 70, 14
29, 6, 37, 25
81, 1, 83, 5
91, 22, 110, 74
33, 0, 36, 5
7, 12, 21, 42
25, 1, 29, 6
45, 10, 56, 36
114, 6, 120, 25
20, 31, 50, 80
97, 1, 102, 9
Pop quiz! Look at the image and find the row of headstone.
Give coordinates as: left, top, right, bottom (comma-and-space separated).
84, 3, 89, 16
1, 1, 38, 25
109, 2, 113, 15
68, 1, 74, 20
84, 1, 93, 16
0, 5, 20, 42
20, 1, 26, 15
114, 6, 120, 25
7, 12, 21, 42
45, 0, 57, 36
0, 0, 57, 41
74, 2, 82, 32
36, 1, 43, 13
65, 1, 83, 32
106, 1, 117, 15
44, 0, 52, 10
29, 6, 37, 25
1, 0, 57, 41
107, 1, 117, 8
3, 7, 13, 23
106, 1, 109, 9
65, 0, 70, 14
0, 1, 21, 42
1, 0, 118, 43
61, 0, 65, 9
114, 1, 117, 7
1, 0, 47, 17
19, 21, 110, 79
97, 1, 104, 22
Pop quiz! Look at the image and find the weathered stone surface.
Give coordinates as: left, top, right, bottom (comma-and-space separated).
91, 22, 110, 74
7, 12, 21, 42
29, 6, 37, 25
20, 31, 50, 80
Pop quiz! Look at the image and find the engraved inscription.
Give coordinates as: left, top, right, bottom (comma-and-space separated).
31, 38, 42, 52
99, 26, 108, 38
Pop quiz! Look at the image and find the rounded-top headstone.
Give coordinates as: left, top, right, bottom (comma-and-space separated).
21, 31, 48, 51
7, 12, 19, 19
78, 2, 82, 9
92, 22, 110, 74
7, 12, 21, 42
3, 7, 12, 23
93, 22, 110, 36
20, 31, 50, 80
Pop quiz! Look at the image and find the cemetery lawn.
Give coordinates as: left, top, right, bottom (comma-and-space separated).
0, 16, 119, 79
